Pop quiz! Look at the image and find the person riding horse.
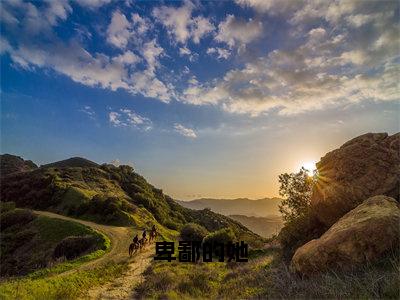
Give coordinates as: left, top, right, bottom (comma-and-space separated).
132, 234, 139, 244
149, 225, 157, 242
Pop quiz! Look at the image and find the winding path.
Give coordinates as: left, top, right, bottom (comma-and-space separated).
33, 210, 154, 299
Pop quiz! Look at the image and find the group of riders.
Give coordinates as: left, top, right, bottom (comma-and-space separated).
129, 224, 157, 256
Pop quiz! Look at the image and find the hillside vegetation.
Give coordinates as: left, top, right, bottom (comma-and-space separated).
0, 202, 108, 277
0, 155, 262, 247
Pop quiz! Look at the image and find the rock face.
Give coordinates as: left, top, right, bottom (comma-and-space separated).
291, 195, 400, 276
311, 132, 400, 227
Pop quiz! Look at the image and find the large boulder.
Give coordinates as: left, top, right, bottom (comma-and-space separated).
311, 132, 399, 227
291, 195, 400, 276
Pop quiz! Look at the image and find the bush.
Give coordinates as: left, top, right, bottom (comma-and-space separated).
0, 202, 16, 214
278, 210, 326, 261
1, 208, 36, 230
203, 228, 236, 245
53, 235, 99, 260
180, 223, 208, 241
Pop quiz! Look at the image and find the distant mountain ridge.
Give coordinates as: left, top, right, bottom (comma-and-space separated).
176, 197, 282, 218
228, 215, 283, 238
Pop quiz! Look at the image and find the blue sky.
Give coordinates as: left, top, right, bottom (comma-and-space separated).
1, 0, 399, 199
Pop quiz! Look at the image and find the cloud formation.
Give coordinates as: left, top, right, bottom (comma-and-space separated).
152, 1, 214, 44
1, 0, 398, 119
109, 109, 153, 131
182, 0, 399, 116
174, 123, 197, 138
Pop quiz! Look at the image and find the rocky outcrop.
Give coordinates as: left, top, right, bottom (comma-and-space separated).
291, 195, 400, 276
311, 132, 399, 227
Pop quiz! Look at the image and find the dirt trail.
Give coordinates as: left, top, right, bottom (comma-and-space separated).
34, 211, 154, 299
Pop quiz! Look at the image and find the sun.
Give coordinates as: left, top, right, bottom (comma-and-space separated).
300, 160, 317, 172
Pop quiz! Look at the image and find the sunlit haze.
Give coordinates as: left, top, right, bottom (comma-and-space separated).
1, 1, 398, 200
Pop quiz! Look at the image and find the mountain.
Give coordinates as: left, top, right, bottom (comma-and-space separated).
228, 215, 283, 238
176, 197, 282, 217
0, 154, 38, 177
41, 157, 99, 169
0, 156, 262, 247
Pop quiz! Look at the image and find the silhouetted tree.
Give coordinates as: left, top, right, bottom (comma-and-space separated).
278, 167, 316, 222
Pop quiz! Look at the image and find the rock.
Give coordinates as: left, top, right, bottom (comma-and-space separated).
311, 132, 400, 227
291, 195, 400, 276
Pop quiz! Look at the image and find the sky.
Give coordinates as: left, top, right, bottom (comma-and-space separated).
1, 0, 399, 200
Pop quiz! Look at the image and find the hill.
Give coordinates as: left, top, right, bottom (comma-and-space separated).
0, 154, 38, 177
0, 202, 108, 277
228, 215, 283, 238
41, 157, 99, 169
0, 156, 262, 247
176, 197, 282, 217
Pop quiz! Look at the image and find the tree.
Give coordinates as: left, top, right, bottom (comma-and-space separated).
278, 167, 317, 222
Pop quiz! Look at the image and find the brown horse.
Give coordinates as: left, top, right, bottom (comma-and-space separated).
149, 229, 157, 243
129, 242, 140, 257
138, 237, 147, 249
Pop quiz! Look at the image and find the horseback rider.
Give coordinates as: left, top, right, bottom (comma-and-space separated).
151, 224, 156, 233
142, 229, 147, 239
132, 234, 139, 244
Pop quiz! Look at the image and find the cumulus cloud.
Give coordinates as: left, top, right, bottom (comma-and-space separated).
174, 123, 197, 138
2, 2, 174, 103
215, 15, 262, 48
152, 1, 214, 44
109, 109, 153, 131
206, 47, 231, 60
75, 0, 112, 9
181, 0, 400, 116
107, 10, 131, 49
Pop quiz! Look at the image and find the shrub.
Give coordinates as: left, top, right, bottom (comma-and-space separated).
53, 235, 99, 260
180, 223, 208, 241
0, 202, 15, 214
278, 210, 326, 261
1, 208, 36, 230
203, 227, 236, 245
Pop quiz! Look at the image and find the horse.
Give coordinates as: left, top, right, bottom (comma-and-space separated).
128, 241, 140, 257
138, 237, 147, 249
149, 229, 157, 243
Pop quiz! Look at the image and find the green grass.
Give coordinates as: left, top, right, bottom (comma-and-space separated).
1, 209, 110, 278
33, 216, 100, 243
0, 262, 128, 300
136, 248, 400, 299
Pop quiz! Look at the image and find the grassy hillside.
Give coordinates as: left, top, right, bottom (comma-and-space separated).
0, 203, 109, 277
229, 215, 283, 238
136, 248, 399, 299
0, 155, 262, 247
0, 154, 38, 177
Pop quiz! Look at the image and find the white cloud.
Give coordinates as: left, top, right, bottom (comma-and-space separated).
207, 47, 231, 60
174, 123, 197, 138
215, 15, 262, 48
109, 109, 153, 130
75, 0, 112, 9
112, 50, 140, 65
181, 5, 400, 117
152, 1, 214, 44
107, 10, 131, 49
80, 105, 96, 120
191, 16, 214, 44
